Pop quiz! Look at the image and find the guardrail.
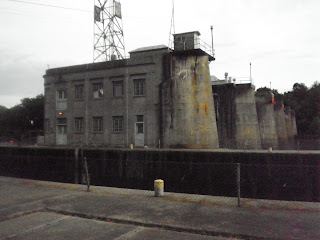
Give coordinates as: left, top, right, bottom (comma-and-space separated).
195, 38, 215, 59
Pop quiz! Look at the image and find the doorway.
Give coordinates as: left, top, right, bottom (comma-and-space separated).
56, 118, 67, 145
135, 115, 144, 147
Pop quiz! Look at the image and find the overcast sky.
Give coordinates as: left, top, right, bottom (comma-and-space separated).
0, 0, 319, 108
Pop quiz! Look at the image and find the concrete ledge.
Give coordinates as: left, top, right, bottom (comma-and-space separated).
6, 177, 319, 212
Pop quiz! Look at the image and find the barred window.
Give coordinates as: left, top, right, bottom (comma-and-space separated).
75, 84, 84, 100
93, 117, 103, 132
134, 79, 145, 96
112, 116, 123, 133
74, 117, 84, 133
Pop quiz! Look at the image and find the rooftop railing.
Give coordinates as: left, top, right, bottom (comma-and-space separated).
194, 38, 215, 59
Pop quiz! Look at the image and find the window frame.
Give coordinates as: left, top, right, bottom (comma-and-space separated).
92, 83, 104, 99
112, 80, 124, 98
75, 84, 84, 100
57, 118, 67, 125
74, 117, 84, 133
133, 79, 145, 96
57, 89, 67, 100
112, 116, 123, 133
93, 117, 103, 132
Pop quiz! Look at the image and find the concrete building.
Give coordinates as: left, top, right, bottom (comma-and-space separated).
43, 31, 218, 149
212, 81, 261, 149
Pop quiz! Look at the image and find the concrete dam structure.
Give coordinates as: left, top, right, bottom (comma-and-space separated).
212, 81, 298, 150
43, 27, 298, 150
44, 30, 219, 149
274, 95, 289, 149
255, 89, 279, 150
161, 53, 219, 149
212, 82, 261, 149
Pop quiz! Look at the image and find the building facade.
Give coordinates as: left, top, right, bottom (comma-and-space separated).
44, 31, 218, 148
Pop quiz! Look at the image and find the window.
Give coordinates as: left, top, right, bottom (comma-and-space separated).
57, 118, 67, 125
45, 118, 50, 133
136, 123, 143, 134
112, 116, 123, 132
113, 81, 123, 97
92, 83, 103, 99
136, 115, 144, 122
134, 79, 145, 96
57, 118, 67, 135
93, 117, 103, 132
75, 84, 84, 100
57, 90, 67, 99
74, 117, 84, 133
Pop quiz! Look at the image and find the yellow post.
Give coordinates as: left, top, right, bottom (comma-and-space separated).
154, 179, 164, 197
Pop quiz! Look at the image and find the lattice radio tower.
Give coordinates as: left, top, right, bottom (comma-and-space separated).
94, 0, 125, 62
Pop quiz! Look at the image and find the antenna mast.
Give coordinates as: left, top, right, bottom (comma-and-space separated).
168, 0, 175, 50
94, 0, 125, 62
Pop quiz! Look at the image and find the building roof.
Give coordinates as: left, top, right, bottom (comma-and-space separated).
129, 45, 168, 53
173, 31, 201, 36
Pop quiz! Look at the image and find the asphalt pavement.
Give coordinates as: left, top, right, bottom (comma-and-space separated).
0, 176, 319, 240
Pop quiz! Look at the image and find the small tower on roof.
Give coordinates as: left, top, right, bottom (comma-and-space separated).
173, 31, 215, 61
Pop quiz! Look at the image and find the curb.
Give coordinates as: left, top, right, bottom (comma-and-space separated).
4, 176, 320, 212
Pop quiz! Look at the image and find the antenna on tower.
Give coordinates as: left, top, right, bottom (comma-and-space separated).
168, 0, 175, 50
93, 0, 126, 62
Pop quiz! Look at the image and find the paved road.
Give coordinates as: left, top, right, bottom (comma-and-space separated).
0, 177, 319, 239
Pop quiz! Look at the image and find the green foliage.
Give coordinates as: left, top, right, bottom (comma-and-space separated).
283, 82, 320, 136
0, 94, 44, 142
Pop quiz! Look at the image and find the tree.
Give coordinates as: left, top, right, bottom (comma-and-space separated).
0, 95, 44, 143
283, 82, 320, 136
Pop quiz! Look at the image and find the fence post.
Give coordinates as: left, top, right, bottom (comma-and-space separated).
74, 148, 79, 184
83, 157, 90, 192
237, 163, 241, 207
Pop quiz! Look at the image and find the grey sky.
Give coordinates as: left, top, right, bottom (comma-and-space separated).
0, 0, 319, 107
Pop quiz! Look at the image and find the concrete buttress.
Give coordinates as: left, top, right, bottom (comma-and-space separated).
162, 55, 219, 149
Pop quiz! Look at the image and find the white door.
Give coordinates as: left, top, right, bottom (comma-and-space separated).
135, 122, 144, 147
56, 125, 67, 145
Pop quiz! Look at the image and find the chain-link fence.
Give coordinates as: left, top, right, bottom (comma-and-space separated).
1, 147, 319, 207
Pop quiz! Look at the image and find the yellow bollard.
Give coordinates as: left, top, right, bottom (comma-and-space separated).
154, 179, 164, 197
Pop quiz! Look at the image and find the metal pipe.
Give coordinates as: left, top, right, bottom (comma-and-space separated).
210, 25, 214, 57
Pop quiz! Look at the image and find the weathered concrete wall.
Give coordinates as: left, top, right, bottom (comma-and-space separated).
1, 146, 319, 201
162, 55, 219, 148
274, 103, 288, 150
291, 110, 298, 136
212, 83, 261, 149
44, 47, 168, 148
234, 84, 262, 149
255, 90, 279, 150
212, 84, 237, 148
284, 107, 294, 149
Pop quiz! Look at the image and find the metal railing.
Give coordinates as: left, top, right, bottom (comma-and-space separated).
194, 38, 215, 59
